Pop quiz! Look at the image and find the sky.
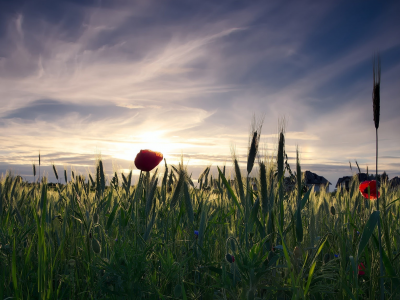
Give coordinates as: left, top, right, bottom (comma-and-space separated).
0, 0, 399, 189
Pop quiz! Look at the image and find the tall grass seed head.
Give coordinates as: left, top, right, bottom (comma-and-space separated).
247, 131, 258, 175
373, 54, 381, 130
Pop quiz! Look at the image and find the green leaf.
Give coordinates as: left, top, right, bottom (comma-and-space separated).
296, 206, 303, 243
143, 210, 157, 242
349, 255, 357, 285
300, 188, 312, 210
275, 214, 296, 295
70, 215, 83, 224
250, 198, 260, 226
106, 202, 119, 231
25, 234, 35, 265
385, 197, 400, 215
279, 185, 284, 232
304, 235, 328, 297
357, 211, 379, 260
198, 204, 208, 250
218, 167, 244, 217
170, 174, 183, 209
372, 234, 400, 284
183, 181, 194, 224
12, 238, 18, 293
342, 280, 357, 300
181, 282, 188, 300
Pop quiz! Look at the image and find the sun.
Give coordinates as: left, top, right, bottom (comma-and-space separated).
111, 131, 177, 163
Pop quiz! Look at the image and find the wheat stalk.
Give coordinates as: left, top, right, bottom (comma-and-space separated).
373, 53, 384, 300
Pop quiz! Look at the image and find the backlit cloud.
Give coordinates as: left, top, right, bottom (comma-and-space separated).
0, 0, 399, 186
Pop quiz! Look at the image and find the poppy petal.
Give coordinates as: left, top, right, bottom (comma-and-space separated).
134, 150, 163, 172
359, 180, 380, 200
358, 262, 366, 276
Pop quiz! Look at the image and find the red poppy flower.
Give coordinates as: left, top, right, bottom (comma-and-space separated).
358, 262, 366, 276
225, 253, 235, 263
359, 180, 380, 200
134, 150, 163, 172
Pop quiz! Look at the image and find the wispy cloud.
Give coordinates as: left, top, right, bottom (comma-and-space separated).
0, 0, 399, 186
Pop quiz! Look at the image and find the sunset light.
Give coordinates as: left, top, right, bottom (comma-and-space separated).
1, 1, 400, 299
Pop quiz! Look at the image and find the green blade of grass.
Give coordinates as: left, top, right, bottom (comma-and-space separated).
296, 205, 303, 244
304, 235, 328, 297
218, 166, 244, 217
300, 188, 312, 210
12, 237, 18, 295
181, 282, 188, 300
372, 234, 400, 284
357, 211, 379, 260
106, 201, 119, 231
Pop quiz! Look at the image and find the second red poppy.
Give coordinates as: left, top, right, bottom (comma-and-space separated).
359, 180, 380, 200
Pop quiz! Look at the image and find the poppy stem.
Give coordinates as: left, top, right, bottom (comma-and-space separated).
135, 170, 143, 249
376, 128, 385, 300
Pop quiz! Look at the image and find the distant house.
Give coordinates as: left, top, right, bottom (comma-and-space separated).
304, 171, 331, 192
389, 176, 400, 189
357, 173, 375, 182
336, 176, 353, 191
283, 172, 330, 192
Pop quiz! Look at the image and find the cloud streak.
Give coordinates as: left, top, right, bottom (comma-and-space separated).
0, 0, 399, 186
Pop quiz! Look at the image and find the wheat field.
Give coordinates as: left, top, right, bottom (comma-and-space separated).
0, 128, 399, 300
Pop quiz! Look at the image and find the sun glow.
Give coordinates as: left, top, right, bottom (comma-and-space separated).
110, 131, 178, 163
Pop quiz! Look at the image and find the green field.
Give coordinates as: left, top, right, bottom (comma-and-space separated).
1, 137, 399, 299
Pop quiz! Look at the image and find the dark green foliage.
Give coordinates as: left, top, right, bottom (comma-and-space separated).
295, 148, 303, 243
234, 159, 245, 208
1, 141, 400, 299
259, 162, 268, 216
145, 176, 158, 216
170, 170, 183, 209
277, 131, 284, 201
183, 181, 194, 224
277, 131, 285, 231
357, 211, 379, 260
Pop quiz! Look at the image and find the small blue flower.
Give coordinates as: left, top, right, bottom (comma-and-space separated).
357, 231, 360, 235
334, 254, 339, 258
115, 238, 118, 242
194, 230, 199, 238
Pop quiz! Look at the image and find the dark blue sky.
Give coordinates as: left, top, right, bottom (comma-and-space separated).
0, 0, 399, 186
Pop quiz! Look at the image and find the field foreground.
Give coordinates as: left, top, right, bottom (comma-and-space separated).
1, 151, 400, 300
